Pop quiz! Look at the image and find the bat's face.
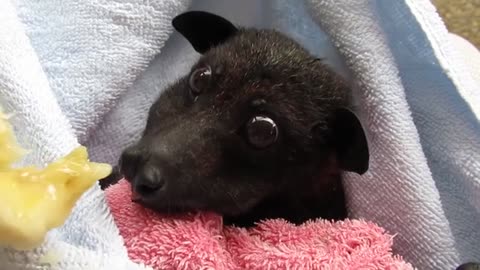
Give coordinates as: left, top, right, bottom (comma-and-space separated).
119, 11, 369, 225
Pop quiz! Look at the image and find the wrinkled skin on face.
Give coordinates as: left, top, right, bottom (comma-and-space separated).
112, 12, 369, 227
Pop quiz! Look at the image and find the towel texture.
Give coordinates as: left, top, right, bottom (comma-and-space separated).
305, 0, 480, 268
106, 180, 414, 270
0, 0, 478, 269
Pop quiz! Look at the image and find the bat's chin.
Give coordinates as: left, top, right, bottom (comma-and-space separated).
126, 179, 261, 217
132, 193, 207, 215
130, 190, 141, 202
132, 193, 254, 218
133, 198, 194, 215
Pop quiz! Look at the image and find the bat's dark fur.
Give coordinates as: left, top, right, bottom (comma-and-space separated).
100, 11, 369, 227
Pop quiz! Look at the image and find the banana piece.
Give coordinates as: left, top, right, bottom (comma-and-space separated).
0, 109, 111, 250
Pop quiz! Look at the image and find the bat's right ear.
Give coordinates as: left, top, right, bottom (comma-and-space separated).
172, 11, 238, 54
331, 108, 369, 175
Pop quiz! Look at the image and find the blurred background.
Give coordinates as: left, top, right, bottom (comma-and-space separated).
433, 0, 479, 48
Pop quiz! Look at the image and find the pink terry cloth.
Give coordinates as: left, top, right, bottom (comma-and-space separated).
105, 179, 414, 270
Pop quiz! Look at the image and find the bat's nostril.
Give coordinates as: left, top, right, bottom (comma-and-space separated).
133, 166, 164, 196
119, 145, 149, 181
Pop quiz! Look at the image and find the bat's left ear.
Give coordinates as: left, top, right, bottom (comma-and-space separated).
172, 11, 238, 54
327, 108, 370, 175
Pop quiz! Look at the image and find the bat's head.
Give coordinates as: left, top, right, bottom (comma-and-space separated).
119, 11, 369, 224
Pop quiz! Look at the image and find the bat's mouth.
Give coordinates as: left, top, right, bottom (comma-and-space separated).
131, 191, 142, 203
131, 191, 141, 202
128, 179, 142, 203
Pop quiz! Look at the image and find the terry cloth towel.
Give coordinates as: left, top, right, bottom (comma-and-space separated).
105, 179, 414, 270
0, 0, 478, 269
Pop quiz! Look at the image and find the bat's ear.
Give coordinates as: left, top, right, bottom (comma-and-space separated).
331, 108, 369, 174
313, 108, 369, 175
172, 11, 238, 54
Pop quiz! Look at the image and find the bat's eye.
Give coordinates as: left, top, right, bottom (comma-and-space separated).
189, 65, 212, 97
246, 116, 278, 149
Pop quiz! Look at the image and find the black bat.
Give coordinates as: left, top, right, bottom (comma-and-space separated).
101, 11, 369, 227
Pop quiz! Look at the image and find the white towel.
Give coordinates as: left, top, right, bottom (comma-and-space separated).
0, 0, 187, 268
305, 0, 480, 268
0, 0, 478, 269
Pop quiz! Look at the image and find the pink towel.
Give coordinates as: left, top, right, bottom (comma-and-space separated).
105, 180, 414, 270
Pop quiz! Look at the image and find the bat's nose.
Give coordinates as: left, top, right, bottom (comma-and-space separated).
133, 165, 165, 196
119, 145, 145, 181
